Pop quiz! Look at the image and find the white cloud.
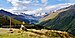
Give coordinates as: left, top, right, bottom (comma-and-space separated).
33, 3, 74, 15
5, 0, 75, 15
7, 0, 19, 7
44, 3, 74, 10
41, 0, 48, 6
5, 0, 47, 15
35, 0, 39, 3
4, 3, 73, 15
23, 1, 31, 4
41, 0, 48, 3
6, 0, 32, 14
7, 0, 44, 11
7, 0, 19, 2
7, 0, 31, 7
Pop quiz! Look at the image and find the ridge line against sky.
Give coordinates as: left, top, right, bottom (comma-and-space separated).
0, 0, 75, 15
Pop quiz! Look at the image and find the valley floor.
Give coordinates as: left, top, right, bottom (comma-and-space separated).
0, 28, 74, 38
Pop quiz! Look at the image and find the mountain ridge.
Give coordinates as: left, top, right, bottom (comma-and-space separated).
38, 4, 75, 36
0, 9, 40, 24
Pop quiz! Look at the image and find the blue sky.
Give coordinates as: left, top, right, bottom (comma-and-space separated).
0, 0, 73, 9
0, 0, 75, 15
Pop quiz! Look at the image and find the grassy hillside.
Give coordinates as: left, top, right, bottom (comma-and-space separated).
38, 9, 69, 25
0, 15, 22, 25
0, 15, 23, 28
39, 5, 75, 36
0, 15, 36, 29
0, 28, 74, 38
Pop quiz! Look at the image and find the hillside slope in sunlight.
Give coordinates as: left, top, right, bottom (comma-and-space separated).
39, 5, 75, 36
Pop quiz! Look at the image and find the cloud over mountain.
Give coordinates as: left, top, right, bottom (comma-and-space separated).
0, 0, 75, 16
